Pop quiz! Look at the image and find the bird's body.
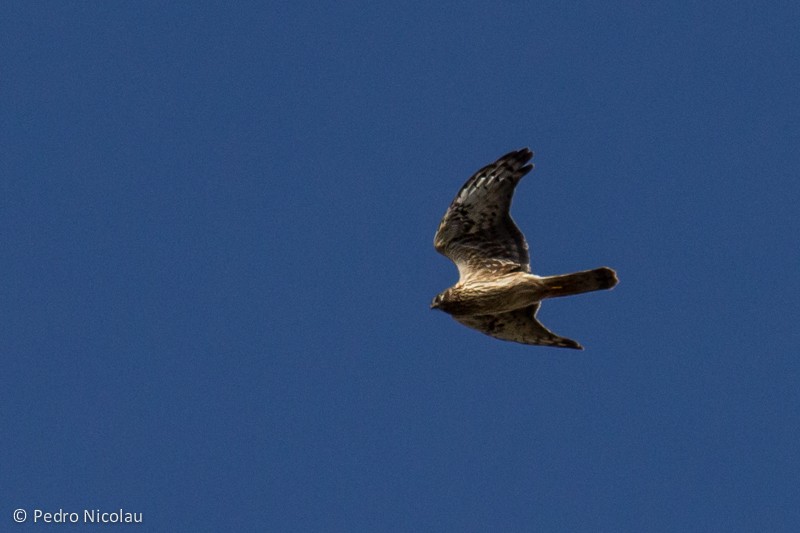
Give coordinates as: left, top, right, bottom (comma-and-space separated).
433, 272, 543, 316
432, 148, 618, 349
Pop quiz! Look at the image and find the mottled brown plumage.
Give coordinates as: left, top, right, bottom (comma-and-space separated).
432, 148, 618, 349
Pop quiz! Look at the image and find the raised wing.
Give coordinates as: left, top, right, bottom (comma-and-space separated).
434, 148, 533, 281
452, 304, 583, 349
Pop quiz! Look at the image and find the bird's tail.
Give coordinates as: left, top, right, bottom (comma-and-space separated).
539, 267, 618, 299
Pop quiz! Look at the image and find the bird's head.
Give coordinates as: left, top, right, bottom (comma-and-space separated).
430, 291, 448, 310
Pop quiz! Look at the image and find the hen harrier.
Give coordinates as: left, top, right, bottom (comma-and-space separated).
431, 148, 618, 349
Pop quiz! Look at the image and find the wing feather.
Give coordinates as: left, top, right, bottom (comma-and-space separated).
434, 148, 533, 281
452, 304, 583, 349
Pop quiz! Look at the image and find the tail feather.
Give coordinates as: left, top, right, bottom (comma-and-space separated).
540, 267, 618, 299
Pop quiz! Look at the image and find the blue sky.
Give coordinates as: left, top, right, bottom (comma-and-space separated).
2, 1, 799, 531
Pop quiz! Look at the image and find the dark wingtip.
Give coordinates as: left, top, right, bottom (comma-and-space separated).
496, 148, 534, 180
543, 337, 583, 350
496, 147, 533, 163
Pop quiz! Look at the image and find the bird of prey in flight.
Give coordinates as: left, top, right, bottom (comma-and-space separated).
431, 148, 618, 349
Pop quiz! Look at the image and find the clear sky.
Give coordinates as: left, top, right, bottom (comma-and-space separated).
3, 2, 799, 531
